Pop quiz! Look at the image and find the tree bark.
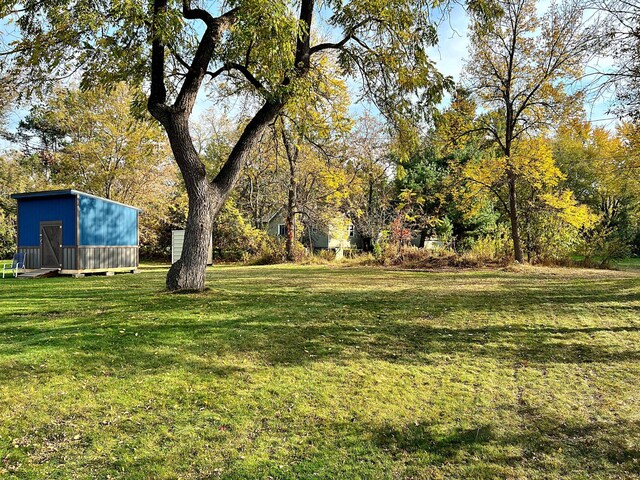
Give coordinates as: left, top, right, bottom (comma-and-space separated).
508, 172, 524, 263
306, 223, 315, 250
285, 176, 297, 261
162, 101, 282, 290
162, 116, 218, 290
166, 179, 217, 291
419, 228, 428, 248
281, 126, 298, 261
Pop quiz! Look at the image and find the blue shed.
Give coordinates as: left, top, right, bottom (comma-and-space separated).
11, 190, 140, 274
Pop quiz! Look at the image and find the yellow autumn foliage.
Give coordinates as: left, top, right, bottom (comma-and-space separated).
539, 190, 597, 229
457, 131, 598, 261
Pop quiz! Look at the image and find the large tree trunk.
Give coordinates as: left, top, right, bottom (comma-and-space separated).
306, 223, 315, 250
162, 116, 219, 290
150, 99, 282, 291
361, 236, 372, 252
419, 228, 428, 248
281, 126, 298, 261
505, 103, 523, 262
285, 178, 297, 261
508, 172, 524, 263
163, 102, 282, 291
167, 181, 217, 291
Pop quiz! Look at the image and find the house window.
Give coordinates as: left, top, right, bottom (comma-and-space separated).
278, 224, 287, 236
348, 224, 355, 237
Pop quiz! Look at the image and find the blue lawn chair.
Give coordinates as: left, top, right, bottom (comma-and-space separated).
2, 252, 26, 278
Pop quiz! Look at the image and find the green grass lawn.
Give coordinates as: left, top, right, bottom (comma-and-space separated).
1, 264, 640, 479
615, 257, 640, 270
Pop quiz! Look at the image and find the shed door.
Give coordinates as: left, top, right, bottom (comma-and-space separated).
41, 222, 62, 269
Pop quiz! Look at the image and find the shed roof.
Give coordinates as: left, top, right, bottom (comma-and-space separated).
11, 189, 142, 211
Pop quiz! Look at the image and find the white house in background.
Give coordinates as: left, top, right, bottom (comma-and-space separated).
262, 209, 363, 252
171, 229, 213, 265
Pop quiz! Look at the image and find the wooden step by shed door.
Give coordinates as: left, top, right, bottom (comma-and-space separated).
40, 222, 63, 269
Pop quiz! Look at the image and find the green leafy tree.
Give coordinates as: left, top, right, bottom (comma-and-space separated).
554, 120, 640, 259
395, 146, 450, 246
466, 0, 595, 262
0, 75, 15, 140
459, 135, 597, 262
397, 90, 496, 250
0, 153, 49, 257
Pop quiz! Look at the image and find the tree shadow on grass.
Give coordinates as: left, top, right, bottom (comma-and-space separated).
374, 423, 495, 457
366, 413, 640, 477
0, 270, 639, 378
1, 269, 639, 478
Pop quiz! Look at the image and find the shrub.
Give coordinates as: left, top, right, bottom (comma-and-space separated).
576, 225, 632, 268
464, 226, 512, 263
372, 242, 384, 261
212, 200, 307, 263
0, 210, 16, 260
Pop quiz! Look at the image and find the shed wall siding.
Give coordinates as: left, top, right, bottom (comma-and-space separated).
63, 247, 77, 270
327, 232, 361, 249
265, 213, 285, 238
18, 246, 137, 271
308, 228, 329, 249
78, 246, 138, 270
266, 213, 333, 249
172, 230, 184, 264
79, 195, 138, 246
17, 197, 76, 246
171, 230, 213, 264
15, 190, 140, 271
